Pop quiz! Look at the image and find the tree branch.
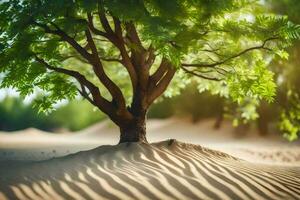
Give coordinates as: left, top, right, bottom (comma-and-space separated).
113, 16, 122, 39
33, 21, 92, 62
147, 62, 176, 105
33, 21, 129, 117
145, 45, 156, 69
98, 3, 114, 35
181, 67, 222, 81
182, 37, 278, 68
87, 12, 107, 37
149, 58, 169, 85
125, 22, 147, 76
78, 83, 95, 106
125, 22, 145, 51
33, 54, 118, 118
85, 29, 129, 116
87, 12, 138, 91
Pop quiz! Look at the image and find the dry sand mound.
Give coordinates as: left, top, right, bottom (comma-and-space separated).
1, 118, 300, 166
0, 140, 299, 200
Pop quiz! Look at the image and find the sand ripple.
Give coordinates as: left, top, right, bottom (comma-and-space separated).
0, 140, 299, 200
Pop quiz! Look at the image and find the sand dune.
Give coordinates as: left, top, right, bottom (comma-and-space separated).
0, 140, 299, 200
1, 118, 300, 166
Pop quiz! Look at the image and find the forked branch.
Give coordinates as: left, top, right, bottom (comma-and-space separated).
33, 54, 118, 118
147, 61, 176, 105
87, 11, 138, 90
85, 29, 128, 113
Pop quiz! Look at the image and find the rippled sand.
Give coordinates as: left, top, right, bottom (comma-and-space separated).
0, 140, 299, 200
0, 119, 300, 199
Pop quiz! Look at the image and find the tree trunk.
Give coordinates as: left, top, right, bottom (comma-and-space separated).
257, 101, 270, 136
119, 117, 148, 143
214, 109, 224, 129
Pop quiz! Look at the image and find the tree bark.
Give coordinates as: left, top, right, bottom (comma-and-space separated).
119, 117, 147, 144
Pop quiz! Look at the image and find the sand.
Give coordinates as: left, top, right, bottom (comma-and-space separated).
0, 118, 299, 165
0, 140, 299, 200
0, 118, 300, 199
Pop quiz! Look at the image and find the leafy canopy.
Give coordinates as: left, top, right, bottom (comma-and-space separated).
0, 0, 299, 117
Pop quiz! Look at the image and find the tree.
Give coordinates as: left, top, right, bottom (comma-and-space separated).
0, 97, 57, 131
266, 0, 300, 140
0, 0, 299, 143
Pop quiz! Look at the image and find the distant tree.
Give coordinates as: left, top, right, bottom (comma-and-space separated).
0, 97, 104, 132
0, 97, 56, 131
266, 0, 300, 140
50, 100, 106, 131
0, 0, 299, 143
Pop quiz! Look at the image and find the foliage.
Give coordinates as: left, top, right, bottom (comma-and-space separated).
0, 97, 105, 131
148, 84, 224, 121
0, 0, 299, 129
261, 0, 300, 140
50, 100, 106, 131
0, 97, 57, 131
280, 92, 300, 141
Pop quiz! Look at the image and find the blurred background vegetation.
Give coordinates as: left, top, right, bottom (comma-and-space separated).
0, 97, 105, 131
0, 84, 223, 132
0, 0, 299, 140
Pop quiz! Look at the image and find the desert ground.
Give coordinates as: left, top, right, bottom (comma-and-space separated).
0, 118, 300, 200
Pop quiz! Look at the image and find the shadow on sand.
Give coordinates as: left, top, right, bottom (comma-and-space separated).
0, 140, 300, 200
